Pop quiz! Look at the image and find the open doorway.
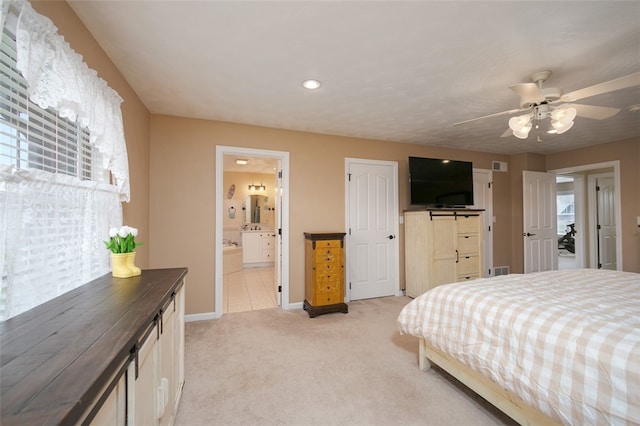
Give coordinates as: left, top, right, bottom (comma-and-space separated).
556, 174, 581, 270
215, 146, 290, 317
552, 161, 621, 271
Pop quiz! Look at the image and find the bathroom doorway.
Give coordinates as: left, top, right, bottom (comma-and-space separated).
215, 146, 290, 316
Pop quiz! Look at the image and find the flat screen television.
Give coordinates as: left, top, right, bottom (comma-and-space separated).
408, 156, 474, 207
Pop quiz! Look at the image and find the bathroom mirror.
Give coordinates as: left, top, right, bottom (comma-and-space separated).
245, 194, 269, 224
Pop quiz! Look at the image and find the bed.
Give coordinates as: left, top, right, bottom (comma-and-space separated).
397, 269, 640, 425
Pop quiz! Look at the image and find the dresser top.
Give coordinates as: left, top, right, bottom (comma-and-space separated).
304, 232, 346, 241
0, 268, 187, 425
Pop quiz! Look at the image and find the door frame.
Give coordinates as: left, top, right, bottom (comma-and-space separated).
472, 168, 493, 277
215, 146, 290, 316
549, 160, 622, 270
344, 158, 401, 302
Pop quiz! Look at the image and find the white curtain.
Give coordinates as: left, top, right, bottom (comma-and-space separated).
0, 0, 131, 320
0, 166, 122, 319
11, 0, 130, 202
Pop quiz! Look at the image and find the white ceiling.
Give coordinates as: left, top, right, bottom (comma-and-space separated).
68, 1, 640, 157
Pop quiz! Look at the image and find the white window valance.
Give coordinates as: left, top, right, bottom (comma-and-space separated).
3, 0, 130, 201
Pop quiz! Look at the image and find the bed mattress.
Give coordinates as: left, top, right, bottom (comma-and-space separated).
397, 269, 640, 425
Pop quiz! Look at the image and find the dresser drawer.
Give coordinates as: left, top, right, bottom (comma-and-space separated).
457, 273, 480, 282
314, 240, 342, 250
457, 254, 479, 274
457, 215, 480, 234
314, 262, 342, 275
315, 280, 341, 294
457, 234, 479, 254
315, 291, 343, 306
315, 246, 342, 262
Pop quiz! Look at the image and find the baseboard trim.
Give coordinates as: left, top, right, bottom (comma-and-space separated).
185, 311, 220, 322
186, 303, 303, 321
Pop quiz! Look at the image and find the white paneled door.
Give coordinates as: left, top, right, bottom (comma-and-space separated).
346, 159, 399, 300
523, 171, 557, 273
472, 169, 493, 277
596, 176, 617, 270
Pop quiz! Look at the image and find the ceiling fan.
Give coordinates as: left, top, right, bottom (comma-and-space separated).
454, 70, 640, 139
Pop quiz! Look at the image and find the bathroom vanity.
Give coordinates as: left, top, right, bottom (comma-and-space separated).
242, 230, 276, 266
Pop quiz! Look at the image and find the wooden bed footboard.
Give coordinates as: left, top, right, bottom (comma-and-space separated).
418, 338, 562, 426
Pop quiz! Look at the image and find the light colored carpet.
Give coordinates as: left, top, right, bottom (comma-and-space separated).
175, 296, 517, 426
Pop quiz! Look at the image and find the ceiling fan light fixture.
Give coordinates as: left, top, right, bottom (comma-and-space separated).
513, 123, 532, 139
508, 114, 532, 132
552, 120, 575, 134
551, 107, 577, 124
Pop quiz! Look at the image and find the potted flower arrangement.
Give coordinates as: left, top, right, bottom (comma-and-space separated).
104, 226, 143, 278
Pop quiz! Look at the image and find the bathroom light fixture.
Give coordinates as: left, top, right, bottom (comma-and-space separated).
248, 183, 266, 191
302, 79, 321, 90
235, 159, 248, 165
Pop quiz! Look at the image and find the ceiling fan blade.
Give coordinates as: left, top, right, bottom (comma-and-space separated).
562, 103, 621, 120
453, 108, 526, 126
509, 83, 545, 103
562, 72, 640, 101
500, 128, 513, 138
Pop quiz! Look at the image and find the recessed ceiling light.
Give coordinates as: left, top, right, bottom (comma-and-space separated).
235, 159, 248, 165
302, 79, 321, 90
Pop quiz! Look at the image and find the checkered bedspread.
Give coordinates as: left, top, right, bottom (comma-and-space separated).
397, 269, 640, 425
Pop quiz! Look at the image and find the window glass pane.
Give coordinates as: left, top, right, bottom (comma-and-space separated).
557, 193, 575, 235
0, 26, 104, 181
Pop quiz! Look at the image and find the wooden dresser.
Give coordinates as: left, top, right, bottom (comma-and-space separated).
0, 268, 187, 425
303, 232, 348, 318
404, 209, 483, 297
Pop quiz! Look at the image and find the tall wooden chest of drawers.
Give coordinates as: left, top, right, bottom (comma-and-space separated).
303, 232, 348, 318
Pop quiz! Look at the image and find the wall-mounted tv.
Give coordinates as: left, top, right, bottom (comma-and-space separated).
409, 156, 474, 207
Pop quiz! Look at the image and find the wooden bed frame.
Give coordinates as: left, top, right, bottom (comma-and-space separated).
418, 338, 562, 426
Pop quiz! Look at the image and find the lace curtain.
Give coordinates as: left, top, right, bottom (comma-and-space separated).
0, 0, 129, 320
8, 0, 130, 201
0, 166, 122, 319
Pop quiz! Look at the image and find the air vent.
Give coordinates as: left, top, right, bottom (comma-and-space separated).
494, 266, 510, 276
492, 161, 508, 172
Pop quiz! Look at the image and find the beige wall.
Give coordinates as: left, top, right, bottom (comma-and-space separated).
32, 1, 151, 267
149, 116, 511, 314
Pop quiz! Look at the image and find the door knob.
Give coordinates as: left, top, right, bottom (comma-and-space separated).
387, 235, 395, 239
522, 232, 536, 237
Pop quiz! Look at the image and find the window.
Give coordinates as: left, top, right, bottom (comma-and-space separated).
557, 192, 575, 235
0, 27, 105, 181
0, 1, 128, 321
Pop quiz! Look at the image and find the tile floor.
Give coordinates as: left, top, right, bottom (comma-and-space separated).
223, 266, 277, 313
